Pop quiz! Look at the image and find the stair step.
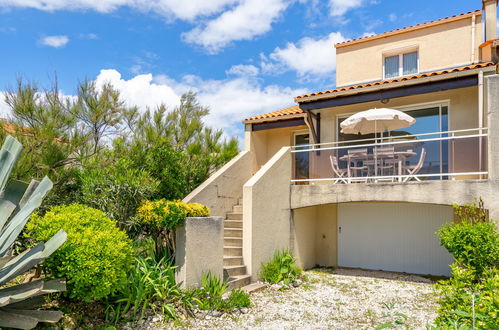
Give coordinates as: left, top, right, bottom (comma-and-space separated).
242, 283, 267, 294
223, 256, 244, 266
232, 205, 243, 213
226, 212, 242, 220
224, 265, 247, 277
227, 275, 251, 289
224, 228, 242, 238
224, 237, 242, 247
224, 246, 242, 257
224, 220, 242, 228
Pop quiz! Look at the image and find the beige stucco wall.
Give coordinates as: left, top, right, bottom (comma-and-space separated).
243, 147, 292, 280
183, 150, 253, 217
175, 217, 224, 288
247, 124, 308, 170
291, 204, 338, 270
336, 14, 483, 87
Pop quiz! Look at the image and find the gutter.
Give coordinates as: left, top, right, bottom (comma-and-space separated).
295, 65, 497, 104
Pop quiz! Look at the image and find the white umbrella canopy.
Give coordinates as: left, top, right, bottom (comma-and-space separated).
340, 108, 416, 135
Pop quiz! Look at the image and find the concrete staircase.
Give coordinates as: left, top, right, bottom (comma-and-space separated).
224, 199, 251, 289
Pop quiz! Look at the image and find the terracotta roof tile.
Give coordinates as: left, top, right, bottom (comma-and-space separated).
295, 62, 497, 101
245, 62, 496, 124
335, 10, 482, 48
244, 105, 304, 123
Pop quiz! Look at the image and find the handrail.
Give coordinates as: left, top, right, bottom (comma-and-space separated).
291, 129, 488, 153
290, 127, 489, 150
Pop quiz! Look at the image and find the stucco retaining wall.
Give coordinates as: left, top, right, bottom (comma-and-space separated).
183, 151, 253, 217
243, 147, 292, 280
175, 217, 224, 288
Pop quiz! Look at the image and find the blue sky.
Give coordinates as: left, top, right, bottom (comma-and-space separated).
0, 0, 491, 138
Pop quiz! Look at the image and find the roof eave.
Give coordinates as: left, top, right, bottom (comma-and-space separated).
243, 113, 305, 125
295, 66, 497, 104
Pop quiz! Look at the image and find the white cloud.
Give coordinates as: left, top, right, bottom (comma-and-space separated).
40, 35, 69, 48
182, 0, 289, 53
388, 13, 397, 22
328, 0, 364, 17
226, 64, 259, 77
0, 0, 239, 21
95, 69, 180, 110
263, 32, 346, 77
0, 93, 9, 118
3, 0, 288, 52
95, 69, 305, 137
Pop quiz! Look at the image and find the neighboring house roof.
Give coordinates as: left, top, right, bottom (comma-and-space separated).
295, 62, 497, 102
335, 10, 482, 49
244, 62, 497, 124
243, 105, 304, 124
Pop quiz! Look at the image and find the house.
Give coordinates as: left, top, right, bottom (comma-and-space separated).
184, 0, 499, 287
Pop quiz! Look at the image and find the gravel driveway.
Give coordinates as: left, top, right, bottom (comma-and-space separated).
176, 268, 439, 330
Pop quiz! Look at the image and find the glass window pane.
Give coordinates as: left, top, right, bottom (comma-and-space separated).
384, 55, 399, 78
403, 52, 418, 75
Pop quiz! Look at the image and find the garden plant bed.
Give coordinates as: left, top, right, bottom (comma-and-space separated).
169, 268, 439, 329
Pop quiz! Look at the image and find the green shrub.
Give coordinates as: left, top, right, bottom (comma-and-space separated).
80, 159, 159, 232
437, 219, 498, 278
433, 200, 499, 329
135, 199, 210, 259
225, 289, 251, 310
259, 250, 302, 285
108, 256, 182, 321
434, 265, 498, 329
27, 204, 134, 301
196, 272, 227, 311
194, 273, 250, 312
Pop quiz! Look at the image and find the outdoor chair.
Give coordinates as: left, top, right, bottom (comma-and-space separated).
329, 155, 348, 184
403, 148, 426, 182
374, 146, 396, 181
347, 148, 369, 182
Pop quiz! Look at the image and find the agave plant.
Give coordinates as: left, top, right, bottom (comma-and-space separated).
0, 135, 67, 329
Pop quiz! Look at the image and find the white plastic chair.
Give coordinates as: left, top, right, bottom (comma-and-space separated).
403, 148, 426, 182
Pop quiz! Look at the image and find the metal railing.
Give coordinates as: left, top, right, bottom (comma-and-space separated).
291, 128, 488, 184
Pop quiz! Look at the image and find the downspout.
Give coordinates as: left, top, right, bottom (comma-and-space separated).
478, 70, 484, 177
471, 13, 477, 64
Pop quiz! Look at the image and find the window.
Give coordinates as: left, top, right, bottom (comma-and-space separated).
384, 51, 418, 79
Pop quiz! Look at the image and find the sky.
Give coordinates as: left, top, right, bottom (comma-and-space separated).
0, 0, 493, 139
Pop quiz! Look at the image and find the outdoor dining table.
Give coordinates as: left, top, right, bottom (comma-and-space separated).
339, 149, 417, 181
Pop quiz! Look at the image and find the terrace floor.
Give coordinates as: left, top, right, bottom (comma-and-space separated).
171, 268, 439, 329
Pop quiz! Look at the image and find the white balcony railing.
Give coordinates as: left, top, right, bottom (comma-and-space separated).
291, 128, 488, 184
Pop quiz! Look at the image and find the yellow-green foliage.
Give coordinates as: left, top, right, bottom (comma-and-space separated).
136, 200, 210, 230
27, 204, 133, 301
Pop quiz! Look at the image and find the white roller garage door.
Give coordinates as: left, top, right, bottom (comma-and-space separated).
338, 202, 453, 276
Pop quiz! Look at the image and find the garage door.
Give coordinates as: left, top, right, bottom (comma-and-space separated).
338, 203, 453, 276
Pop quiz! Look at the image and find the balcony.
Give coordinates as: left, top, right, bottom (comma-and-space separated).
291, 128, 488, 184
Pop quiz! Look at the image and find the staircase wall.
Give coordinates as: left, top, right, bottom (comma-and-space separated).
243, 147, 292, 281
183, 150, 254, 217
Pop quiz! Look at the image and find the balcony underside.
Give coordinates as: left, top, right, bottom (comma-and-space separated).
290, 179, 499, 209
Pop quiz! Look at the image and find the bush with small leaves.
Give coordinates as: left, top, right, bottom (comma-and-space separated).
27, 204, 134, 301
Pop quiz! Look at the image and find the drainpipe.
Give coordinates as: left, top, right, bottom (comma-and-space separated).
471, 13, 477, 63
479, 70, 484, 177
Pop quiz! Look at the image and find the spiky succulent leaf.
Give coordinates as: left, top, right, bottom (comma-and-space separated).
0, 135, 67, 329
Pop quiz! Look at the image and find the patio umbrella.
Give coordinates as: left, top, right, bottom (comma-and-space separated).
340, 108, 416, 135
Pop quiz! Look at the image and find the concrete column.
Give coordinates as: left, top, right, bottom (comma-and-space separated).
175, 217, 224, 288
486, 74, 499, 180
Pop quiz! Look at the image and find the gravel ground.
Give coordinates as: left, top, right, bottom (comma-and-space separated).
158, 268, 439, 329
